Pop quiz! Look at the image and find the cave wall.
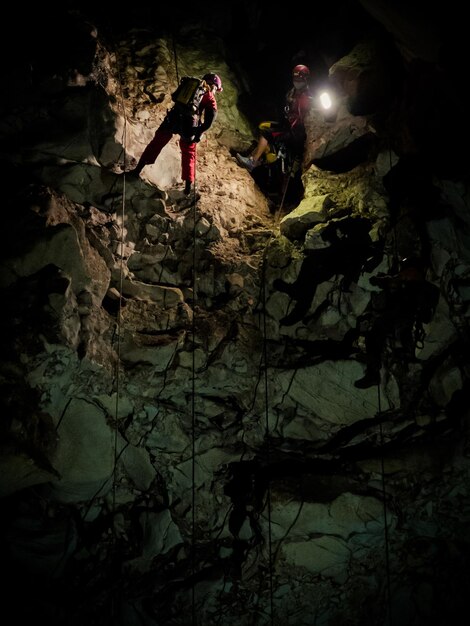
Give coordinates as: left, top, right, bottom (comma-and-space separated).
1, 3, 469, 625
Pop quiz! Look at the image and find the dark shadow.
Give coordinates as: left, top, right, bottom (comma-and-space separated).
274, 216, 383, 326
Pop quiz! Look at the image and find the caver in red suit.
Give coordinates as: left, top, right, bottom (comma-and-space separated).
132, 73, 222, 194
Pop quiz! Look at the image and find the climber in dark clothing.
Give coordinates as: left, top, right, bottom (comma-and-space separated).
274, 217, 382, 326
354, 257, 440, 388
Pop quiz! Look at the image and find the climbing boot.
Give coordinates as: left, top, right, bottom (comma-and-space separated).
183, 181, 200, 201
235, 153, 260, 172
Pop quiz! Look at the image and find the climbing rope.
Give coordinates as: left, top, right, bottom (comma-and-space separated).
376, 384, 393, 625
105, 36, 132, 625
168, 29, 198, 623
81, 27, 133, 622
190, 170, 198, 625
172, 32, 180, 84
275, 157, 296, 217
259, 244, 275, 625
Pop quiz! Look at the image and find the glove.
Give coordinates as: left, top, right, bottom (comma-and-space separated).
190, 126, 203, 143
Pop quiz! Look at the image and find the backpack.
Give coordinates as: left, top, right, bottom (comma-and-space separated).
171, 76, 206, 116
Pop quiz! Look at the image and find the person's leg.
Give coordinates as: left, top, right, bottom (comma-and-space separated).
236, 135, 269, 172
180, 139, 198, 195
251, 136, 269, 161
133, 128, 173, 174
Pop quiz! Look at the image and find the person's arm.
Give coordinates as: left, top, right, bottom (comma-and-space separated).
198, 91, 218, 135
299, 91, 312, 123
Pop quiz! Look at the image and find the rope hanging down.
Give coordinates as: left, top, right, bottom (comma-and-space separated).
80, 28, 133, 622
109, 41, 132, 624
376, 384, 393, 625
190, 171, 198, 626
169, 30, 198, 624
260, 244, 275, 624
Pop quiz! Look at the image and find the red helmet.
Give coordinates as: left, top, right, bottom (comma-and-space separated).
203, 73, 223, 92
292, 64, 310, 79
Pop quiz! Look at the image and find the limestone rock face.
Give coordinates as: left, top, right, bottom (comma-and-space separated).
1, 4, 469, 626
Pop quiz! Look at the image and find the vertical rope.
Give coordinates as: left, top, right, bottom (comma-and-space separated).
191, 175, 197, 626
172, 33, 180, 84
109, 161, 127, 626
388, 145, 399, 270
169, 28, 196, 623
377, 385, 393, 625
261, 256, 274, 624
383, 145, 395, 626
104, 30, 129, 622
276, 159, 295, 217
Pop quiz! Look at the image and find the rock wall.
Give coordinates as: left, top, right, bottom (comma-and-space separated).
1, 4, 469, 625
